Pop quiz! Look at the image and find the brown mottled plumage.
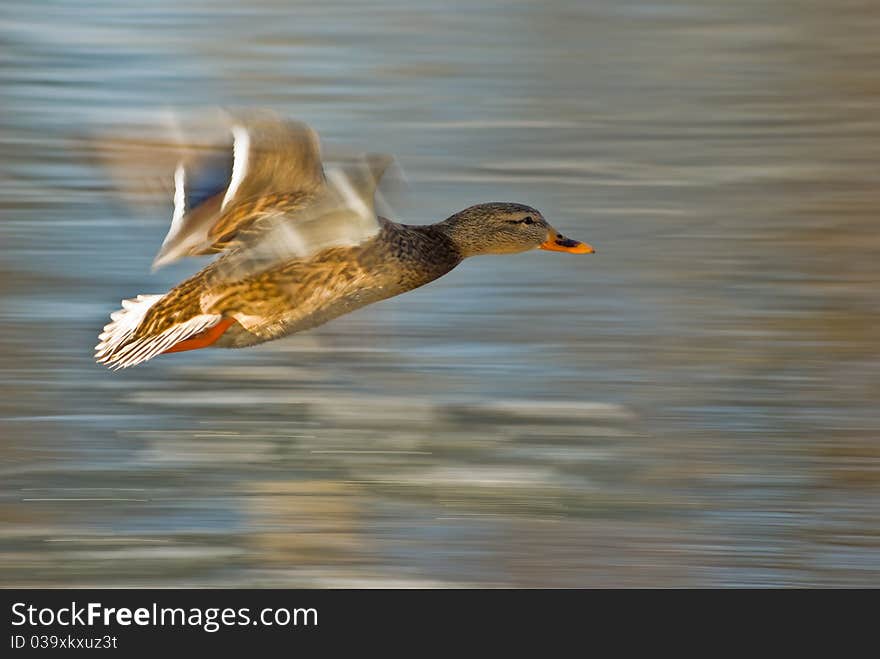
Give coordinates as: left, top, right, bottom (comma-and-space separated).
95, 115, 593, 369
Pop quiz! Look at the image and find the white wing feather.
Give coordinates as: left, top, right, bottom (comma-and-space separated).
94, 295, 222, 370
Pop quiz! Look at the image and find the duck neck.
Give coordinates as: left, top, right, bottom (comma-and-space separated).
432, 216, 480, 258
382, 220, 463, 287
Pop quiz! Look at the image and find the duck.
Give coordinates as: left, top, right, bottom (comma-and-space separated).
95, 113, 594, 369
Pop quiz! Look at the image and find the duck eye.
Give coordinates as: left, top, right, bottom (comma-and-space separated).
522, 216, 534, 225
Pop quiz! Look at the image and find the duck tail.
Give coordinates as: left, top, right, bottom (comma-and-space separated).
95, 293, 229, 370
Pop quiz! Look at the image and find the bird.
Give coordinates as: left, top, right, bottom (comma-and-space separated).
95, 113, 594, 369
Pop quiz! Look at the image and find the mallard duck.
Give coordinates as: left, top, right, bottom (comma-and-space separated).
95, 115, 594, 369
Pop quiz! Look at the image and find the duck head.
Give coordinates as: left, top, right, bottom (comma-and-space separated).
438, 202, 594, 258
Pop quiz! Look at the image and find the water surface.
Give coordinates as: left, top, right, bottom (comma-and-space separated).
1, 0, 879, 587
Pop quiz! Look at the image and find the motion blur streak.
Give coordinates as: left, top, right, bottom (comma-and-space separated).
1, 0, 879, 587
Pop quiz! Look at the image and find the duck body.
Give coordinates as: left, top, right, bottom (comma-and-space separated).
176, 217, 462, 350
95, 114, 593, 369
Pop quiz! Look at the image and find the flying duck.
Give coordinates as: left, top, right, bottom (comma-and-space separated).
95, 114, 594, 369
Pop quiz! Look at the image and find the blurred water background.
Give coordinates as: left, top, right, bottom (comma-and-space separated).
1, 0, 879, 587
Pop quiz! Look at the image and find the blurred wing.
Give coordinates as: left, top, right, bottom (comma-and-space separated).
212, 152, 394, 281
154, 113, 326, 268
91, 110, 400, 275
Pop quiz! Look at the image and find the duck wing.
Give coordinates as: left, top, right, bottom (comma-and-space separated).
92, 110, 396, 272
154, 112, 328, 268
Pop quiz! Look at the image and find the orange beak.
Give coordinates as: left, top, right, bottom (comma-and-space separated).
539, 229, 595, 254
